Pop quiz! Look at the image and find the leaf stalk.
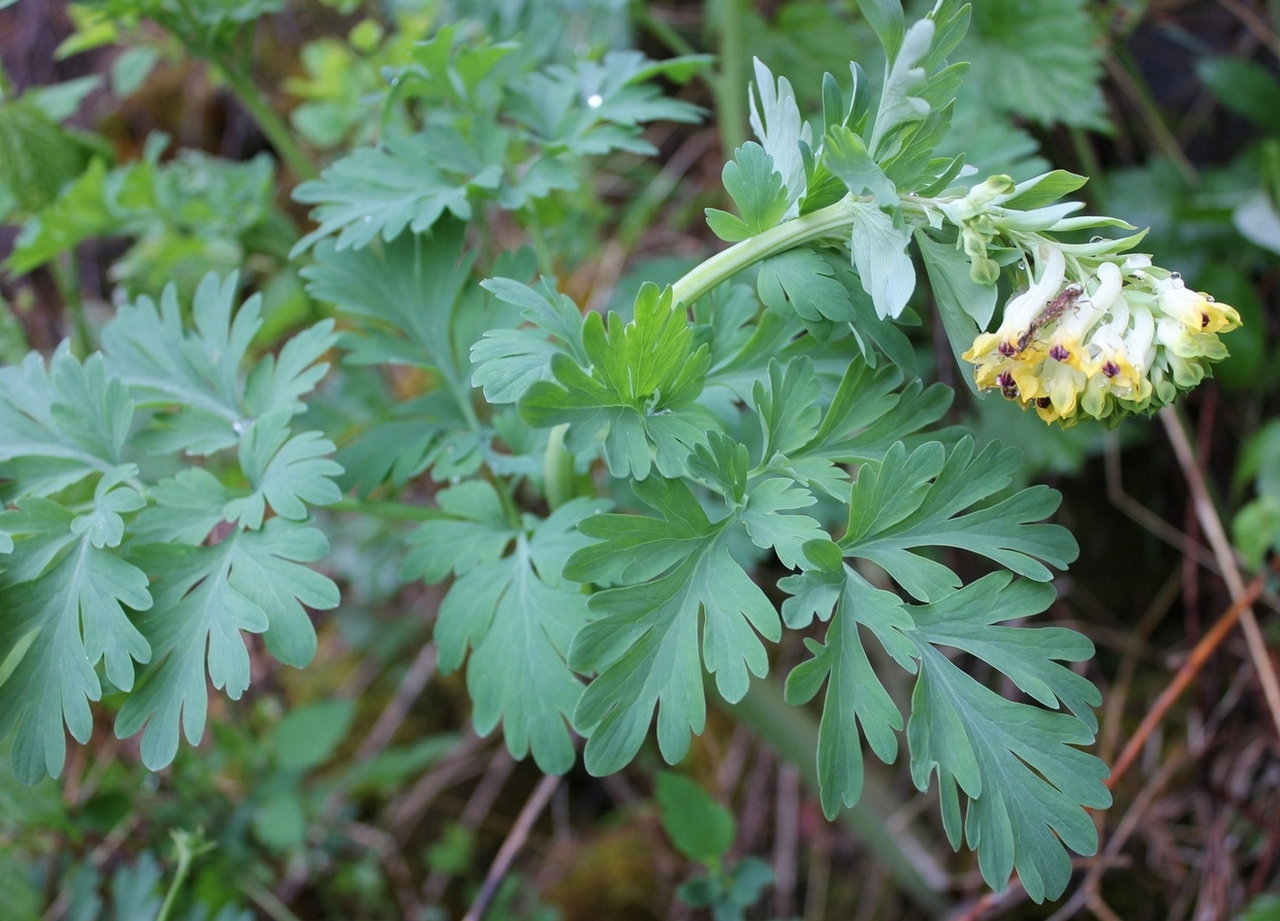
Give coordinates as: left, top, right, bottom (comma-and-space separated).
670, 195, 862, 307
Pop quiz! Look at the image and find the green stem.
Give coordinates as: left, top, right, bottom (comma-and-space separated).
155, 829, 214, 921
523, 205, 556, 278
209, 51, 318, 181
543, 423, 574, 511
714, 677, 951, 916
168, 0, 316, 181
328, 496, 443, 522
709, 0, 749, 160
670, 195, 861, 306
52, 251, 91, 357
631, 0, 699, 58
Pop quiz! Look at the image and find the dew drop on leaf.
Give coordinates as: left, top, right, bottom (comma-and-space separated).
587, 93, 604, 109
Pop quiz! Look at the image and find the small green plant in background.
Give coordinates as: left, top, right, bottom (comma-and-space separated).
656, 770, 779, 921
0, 0, 1261, 917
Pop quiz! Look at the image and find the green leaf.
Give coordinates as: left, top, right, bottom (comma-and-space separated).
856, 0, 905, 63
756, 248, 853, 323
101, 273, 256, 450
110, 46, 160, 98
0, 91, 98, 215
782, 566, 911, 817
824, 124, 896, 206
566, 476, 799, 774
302, 221, 473, 378
472, 276, 587, 403
520, 283, 713, 479
849, 201, 915, 319
0, 347, 133, 500
272, 699, 356, 771
0, 507, 152, 782
116, 520, 338, 770
754, 358, 822, 462
906, 574, 1110, 901
915, 229, 997, 385
1235, 894, 1280, 921
509, 50, 706, 159
404, 488, 608, 774
291, 133, 501, 254
129, 468, 236, 546
225, 411, 343, 529
840, 439, 1078, 602
706, 142, 790, 242
962, 0, 1108, 130
747, 57, 811, 216
655, 771, 735, 864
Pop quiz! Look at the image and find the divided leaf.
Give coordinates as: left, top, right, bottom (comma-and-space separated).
706, 143, 791, 243
102, 272, 333, 455
906, 574, 1110, 901
520, 283, 713, 479
747, 57, 812, 217
782, 565, 912, 817
472, 276, 587, 403
566, 473, 818, 775
403, 483, 608, 774
0, 507, 152, 783
841, 438, 1078, 601
292, 134, 500, 254
115, 521, 338, 770
849, 200, 915, 319
0, 348, 132, 499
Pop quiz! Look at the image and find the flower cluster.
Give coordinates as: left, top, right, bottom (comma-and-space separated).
963, 244, 1241, 426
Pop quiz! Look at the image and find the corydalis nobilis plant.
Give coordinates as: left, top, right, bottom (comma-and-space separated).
0, 0, 1243, 909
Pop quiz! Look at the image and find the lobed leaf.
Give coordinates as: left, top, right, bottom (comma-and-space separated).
116, 520, 338, 770
566, 474, 821, 774
906, 574, 1110, 902
520, 283, 713, 479
404, 485, 608, 774
0, 504, 152, 783
841, 438, 1078, 601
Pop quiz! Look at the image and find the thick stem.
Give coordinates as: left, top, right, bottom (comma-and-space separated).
670, 195, 861, 307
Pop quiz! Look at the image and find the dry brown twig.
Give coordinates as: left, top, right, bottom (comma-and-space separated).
1159, 406, 1280, 740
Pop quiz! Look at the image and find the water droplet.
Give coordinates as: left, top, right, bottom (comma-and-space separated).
1017, 261, 1027, 270
1206, 295, 1215, 303
449, 476, 460, 485
362, 215, 372, 223
232, 420, 244, 434
587, 93, 604, 109
908, 191, 920, 197
1090, 235, 1104, 243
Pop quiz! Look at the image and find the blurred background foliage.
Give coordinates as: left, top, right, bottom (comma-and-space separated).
1, 0, 1279, 919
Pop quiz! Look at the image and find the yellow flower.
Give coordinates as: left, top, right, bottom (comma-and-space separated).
964, 256, 1238, 427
